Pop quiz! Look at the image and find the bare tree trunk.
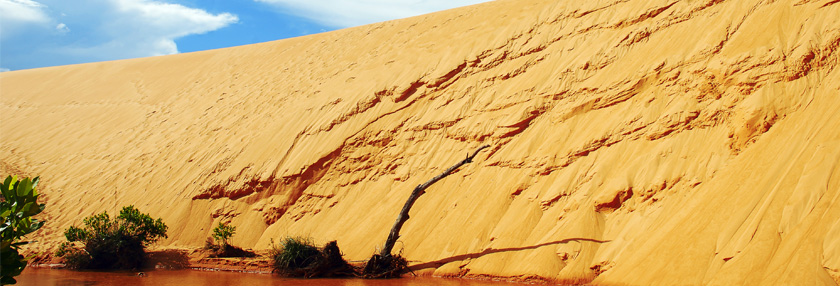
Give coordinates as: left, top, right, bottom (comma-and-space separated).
379, 145, 491, 257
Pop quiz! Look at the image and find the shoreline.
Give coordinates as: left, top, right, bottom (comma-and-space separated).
25, 265, 567, 285
26, 247, 588, 285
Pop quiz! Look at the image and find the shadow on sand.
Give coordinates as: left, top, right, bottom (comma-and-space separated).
410, 238, 611, 271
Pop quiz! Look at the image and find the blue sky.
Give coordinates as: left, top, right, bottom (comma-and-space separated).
0, 0, 492, 71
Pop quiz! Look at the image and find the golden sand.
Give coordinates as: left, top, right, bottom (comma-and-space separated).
2, 0, 839, 284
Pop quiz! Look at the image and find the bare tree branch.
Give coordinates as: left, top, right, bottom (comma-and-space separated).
379, 144, 491, 257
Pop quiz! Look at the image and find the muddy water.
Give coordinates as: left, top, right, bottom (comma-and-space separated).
17, 268, 522, 286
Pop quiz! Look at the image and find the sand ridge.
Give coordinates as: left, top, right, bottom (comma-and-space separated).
2, 0, 840, 284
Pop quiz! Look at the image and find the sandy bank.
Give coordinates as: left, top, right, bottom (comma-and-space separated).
3, 0, 840, 284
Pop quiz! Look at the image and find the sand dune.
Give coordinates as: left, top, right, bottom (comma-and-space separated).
2, 0, 840, 284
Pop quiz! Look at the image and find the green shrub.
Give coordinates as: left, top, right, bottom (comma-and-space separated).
211, 222, 236, 247
269, 237, 353, 278
1, 175, 46, 285
57, 205, 167, 269
270, 237, 321, 274
203, 222, 253, 258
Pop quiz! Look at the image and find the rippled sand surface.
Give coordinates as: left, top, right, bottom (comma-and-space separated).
3, 0, 840, 284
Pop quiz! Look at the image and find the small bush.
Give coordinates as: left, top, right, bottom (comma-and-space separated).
211, 222, 236, 247
203, 222, 253, 258
56, 205, 167, 269
269, 237, 353, 278
270, 237, 320, 274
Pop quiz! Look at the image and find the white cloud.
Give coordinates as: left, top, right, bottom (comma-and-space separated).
55, 22, 69, 32
0, 0, 51, 38
113, 0, 238, 41
0, 0, 238, 70
0, 0, 49, 23
92, 0, 238, 57
256, 0, 492, 28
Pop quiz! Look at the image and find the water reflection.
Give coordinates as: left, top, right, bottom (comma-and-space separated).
18, 268, 520, 286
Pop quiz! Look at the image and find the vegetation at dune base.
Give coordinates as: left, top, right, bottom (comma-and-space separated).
1, 176, 46, 285
212, 221, 236, 247
204, 221, 253, 258
56, 205, 167, 270
269, 236, 409, 279
269, 237, 354, 278
361, 253, 409, 279
268, 146, 483, 279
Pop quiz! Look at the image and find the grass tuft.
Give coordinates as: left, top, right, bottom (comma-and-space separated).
269, 237, 354, 278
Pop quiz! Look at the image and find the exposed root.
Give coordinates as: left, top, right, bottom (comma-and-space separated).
360, 254, 411, 279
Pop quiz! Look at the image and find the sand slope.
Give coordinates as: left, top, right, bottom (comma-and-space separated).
2, 0, 840, 284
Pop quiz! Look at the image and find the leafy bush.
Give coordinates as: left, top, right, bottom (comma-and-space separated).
1, 176, 46, 285
269, 237, 353, 278
211, 222, 236, 247
203, 221, 253, 258
204, 221, 253, 258
57, 205, 167, 269
270, 237, 321, 274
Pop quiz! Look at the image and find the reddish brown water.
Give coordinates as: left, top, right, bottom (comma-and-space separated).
17, 268, 524, 286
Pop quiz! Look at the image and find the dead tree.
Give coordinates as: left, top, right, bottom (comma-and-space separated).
379, 144, 491, 258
